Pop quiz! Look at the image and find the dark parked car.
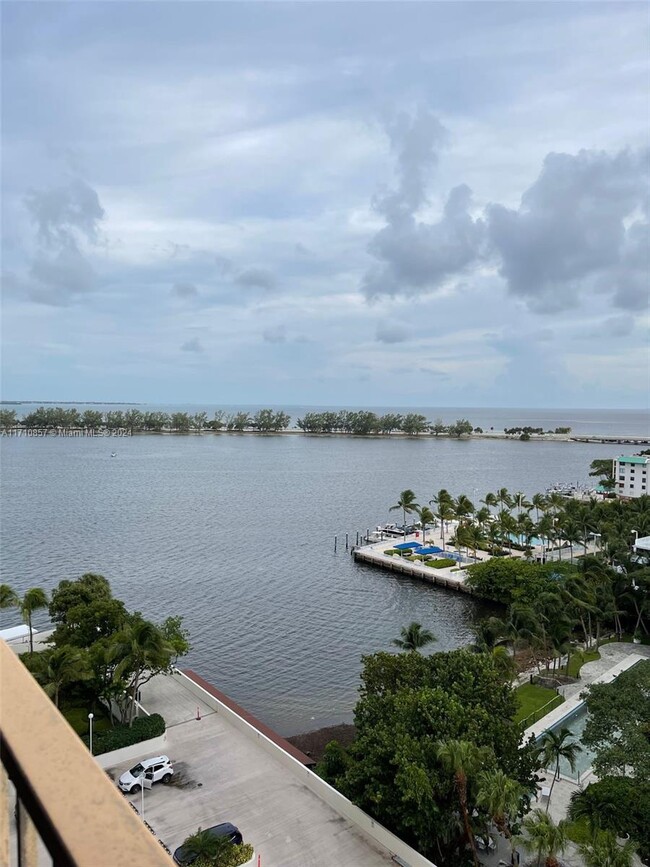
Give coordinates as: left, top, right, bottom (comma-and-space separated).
172, 823, 243, 866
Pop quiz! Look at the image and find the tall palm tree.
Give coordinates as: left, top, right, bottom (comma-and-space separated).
519, 809, 568, 867
392, 622, 436, 652
540, 727, 582, 808
390, 490, 420, 540
436, 739, 487, 867
512, 491, 532, 516
476, 769, 523, 866
435, 501, 456, 550
20, 587, 49, 653
531, 493, 548, 522
416, 506, 435, 546
40, 647, 88, 708
114, 619, 171, 725
463, 524, 485, 561
455, 494, 475, 523
475, 506, 491, 530
580, 830, 637, 867
496, 487, 513, 515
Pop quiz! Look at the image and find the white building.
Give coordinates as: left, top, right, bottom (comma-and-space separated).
613, 455, 649, 497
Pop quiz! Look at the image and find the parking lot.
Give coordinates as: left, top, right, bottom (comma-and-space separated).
106, 675, 396, 866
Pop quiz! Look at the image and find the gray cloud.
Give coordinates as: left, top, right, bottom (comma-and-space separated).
592, 314, 635, 338
376, 323, 409, 344
235, 267, 276, 291
24, 178, 104, 247
172, 282, 198, 298
17, 178, 105, 306
180, 337, 204, 353
29, 246, 96, 302
487, 148, 650, 312
262, 324, 287, 344
362, 109, 485, 299
363, 182, 486, 299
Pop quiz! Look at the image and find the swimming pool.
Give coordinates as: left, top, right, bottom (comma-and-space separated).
541, 703, 595, 780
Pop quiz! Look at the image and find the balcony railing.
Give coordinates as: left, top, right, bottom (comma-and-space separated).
0, 639, 174, 866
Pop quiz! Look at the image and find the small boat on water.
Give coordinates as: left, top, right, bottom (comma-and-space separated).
110, 452, 117, 458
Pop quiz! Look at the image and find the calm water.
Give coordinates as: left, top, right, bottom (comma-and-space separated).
0, 430, 642, 735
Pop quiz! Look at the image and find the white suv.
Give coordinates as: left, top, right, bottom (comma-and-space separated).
118, 755, 173, 793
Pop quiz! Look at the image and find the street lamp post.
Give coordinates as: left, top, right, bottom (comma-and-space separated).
88, 712, 94, 755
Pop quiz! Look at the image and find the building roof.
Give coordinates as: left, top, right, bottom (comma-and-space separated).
634, 536, 650, 552
617, 456, 649, 464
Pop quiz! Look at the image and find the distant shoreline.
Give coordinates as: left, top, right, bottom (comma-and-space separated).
2, 427, 649, 445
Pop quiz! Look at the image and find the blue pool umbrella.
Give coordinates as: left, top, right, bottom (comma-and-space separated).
394, 542, 422, 550
418, 546, 443, 554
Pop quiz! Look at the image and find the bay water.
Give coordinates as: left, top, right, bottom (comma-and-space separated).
1, 408, 647, 734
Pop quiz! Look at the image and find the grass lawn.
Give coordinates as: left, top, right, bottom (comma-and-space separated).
514, 683, 564, 726
557, 649, 601, 678
61, 704, 113, 736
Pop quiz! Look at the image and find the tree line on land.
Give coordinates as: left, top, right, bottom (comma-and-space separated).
0, 574, 189, 752
390, 483, 648, 567
0, 406, 574, 438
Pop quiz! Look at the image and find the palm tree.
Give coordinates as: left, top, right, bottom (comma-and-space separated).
463, 524, 485, 561
435, 501, 456, 550
476, 769, 523, 865
455, 494, 475, 523
540, 727, 582, 808
390, 489, 420, 540
482, 492, 498, 512
519, 809, 568, 867
512, 491, 532, 516
531, 493, 548, 522
114, 619, 171, 725
181, 827, 235, 863
496, 487, 512, 515
580, 830, 637, 867
40, 647, 88, 708
392, 621, 436, 652
20, 587, 49, 653
0, 583, 18, 611
416, 506, 435, 546
436, 739, 487, 867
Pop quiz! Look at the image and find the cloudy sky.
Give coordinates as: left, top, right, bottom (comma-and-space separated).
2, 1, 649, 408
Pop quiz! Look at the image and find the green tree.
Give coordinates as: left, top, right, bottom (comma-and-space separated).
20, 587, 49, 653
580, 830, 637, 867
82, 409, 104, 430
437, 739, 488, 867
114, 619, 175, 725
476, 769, 524, 865
389, 489, 420, 539
416, 506, 435, 545
39, 646, 90, 708
392, 622, 436, 653
518, 809, 568, 867
0, 583, 18, 612
181, 827, 235, 864
319, 649, 532, 865
0, 409, 18, 430
191, 411, 208, 432
582, 659, 650, 779
539, 727, 582, 808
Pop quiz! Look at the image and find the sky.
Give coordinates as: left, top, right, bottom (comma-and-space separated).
1, 1, 649, 409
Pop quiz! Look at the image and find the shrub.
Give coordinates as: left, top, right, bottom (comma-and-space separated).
569, 777, 650, 862
84, 712, 165, 755
384, 549, 396, 556
425, 558, 456, 569
194, 843, 255, 867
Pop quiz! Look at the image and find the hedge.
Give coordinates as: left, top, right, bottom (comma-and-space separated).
425, 558, 456, 569
83, 712, 166, 755
194, 843, 255, 867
